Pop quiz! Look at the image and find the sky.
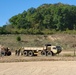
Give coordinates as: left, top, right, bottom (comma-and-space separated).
0, 0, 76, 26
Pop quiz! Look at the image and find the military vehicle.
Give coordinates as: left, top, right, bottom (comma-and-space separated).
0, 45, 11, 56
21, 44, 62, 56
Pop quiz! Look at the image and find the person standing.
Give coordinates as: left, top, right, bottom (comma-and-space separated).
15, 50, 18, 56
17, 48, 21, 56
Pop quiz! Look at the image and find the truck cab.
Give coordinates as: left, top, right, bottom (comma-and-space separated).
41, 44, 62, 56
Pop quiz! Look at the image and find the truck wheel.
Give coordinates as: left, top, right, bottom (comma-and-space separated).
7, 51, 11, 56
28, 51, 33, 56
1, 51, 5, 56
47, 51, 52, 56
24, 51, 28, 56
41, 51, 46, 56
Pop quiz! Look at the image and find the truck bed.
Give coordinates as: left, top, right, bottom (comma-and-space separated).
23, 47, 43, 51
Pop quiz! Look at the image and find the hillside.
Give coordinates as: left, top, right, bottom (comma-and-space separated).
0, 3, 76, 34
0, 34, 76, 51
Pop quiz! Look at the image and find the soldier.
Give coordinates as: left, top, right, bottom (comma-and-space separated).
0, 45, 5, 57
15, 50, 18, 56
17, 48, 21, 56
20, 47, 23, 55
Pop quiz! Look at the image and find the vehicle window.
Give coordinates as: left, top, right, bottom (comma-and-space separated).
53, 47, 56, 49
56, 46, 61, 49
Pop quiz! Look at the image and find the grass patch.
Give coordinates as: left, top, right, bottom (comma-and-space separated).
0, 34, 76, 51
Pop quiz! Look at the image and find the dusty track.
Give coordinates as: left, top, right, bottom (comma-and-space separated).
0, 50, 76, 62
0, 55, 76, 63
0, 51, 76, 75
0, 61, 76, 75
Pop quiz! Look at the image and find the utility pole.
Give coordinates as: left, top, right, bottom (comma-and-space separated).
73, 44, 76, 56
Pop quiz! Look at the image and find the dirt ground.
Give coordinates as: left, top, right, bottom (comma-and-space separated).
0, 50, 76, 75
0, 61, 76, 75
0, 50, 76, 62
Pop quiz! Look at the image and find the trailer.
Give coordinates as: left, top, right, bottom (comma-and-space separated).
21, 44, 62, 56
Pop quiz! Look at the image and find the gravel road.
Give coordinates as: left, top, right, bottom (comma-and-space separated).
0, 61, 76, 75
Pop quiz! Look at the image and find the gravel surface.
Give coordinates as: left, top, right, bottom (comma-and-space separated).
0, 61, 76, 75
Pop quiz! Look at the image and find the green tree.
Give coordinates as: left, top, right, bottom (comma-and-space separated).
16, 36, 21, 42
1, 3, 76, 34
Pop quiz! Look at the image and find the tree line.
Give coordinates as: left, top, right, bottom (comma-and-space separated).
0, 3, 76, 34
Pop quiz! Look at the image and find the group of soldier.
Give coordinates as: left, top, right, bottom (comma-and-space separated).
0, 44, 23, 57
15, 48, 22, 56
0, 45, 11, 57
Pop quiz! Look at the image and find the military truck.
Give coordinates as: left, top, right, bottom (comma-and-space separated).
21, 44, 62, 56
0, 45, 11, 56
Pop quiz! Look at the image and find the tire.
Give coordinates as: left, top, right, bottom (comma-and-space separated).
1, 51, 5, 56
7, 51, 11, 56
47, 51, 52, 56
28, 51, 33, 56
24, 51, 28, 56
41, 50, 46, 56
